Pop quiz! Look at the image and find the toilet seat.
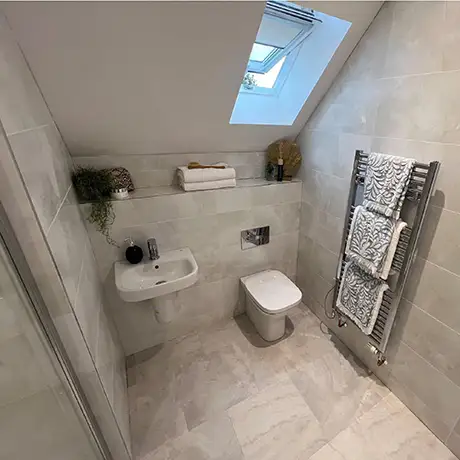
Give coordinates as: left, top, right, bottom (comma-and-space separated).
241, 270, 302, 315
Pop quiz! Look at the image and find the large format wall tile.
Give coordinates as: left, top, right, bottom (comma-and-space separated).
382, 1, 444, 78
417, 206, 460, 277
297, 1, 460, 450
7, 125, 71, 232
47, 193, 88, 307
0, 13, 130, 457
443, 2, 460, 72
395, 300, 460, 387
0, 15, 52, 135
388, 342, 460, 429
375, 72, 460, 145
74, 245, 102, 359
403, 257, 460, 334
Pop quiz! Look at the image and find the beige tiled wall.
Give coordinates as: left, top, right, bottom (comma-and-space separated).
74, 152, 266, 188
84, 181, 301, 355
296, 2, 460, 456
0, 13, 130, 459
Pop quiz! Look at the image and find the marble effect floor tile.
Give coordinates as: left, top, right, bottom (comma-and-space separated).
128, 305, 457, 460
288, 347, 389, 439
143, 414, 243, 460
330, 393, 457, 460
228, 376, 327, 460
309, 444, 346, 460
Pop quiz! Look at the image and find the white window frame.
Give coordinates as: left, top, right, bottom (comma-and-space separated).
241, 3, 318, 97
247, 15, 315, 75
240, 45, 300, 97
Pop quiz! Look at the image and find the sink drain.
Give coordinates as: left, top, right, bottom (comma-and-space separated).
155, 280, 167, 285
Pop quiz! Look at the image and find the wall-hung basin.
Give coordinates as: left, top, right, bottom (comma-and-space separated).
114, 247, 198, 303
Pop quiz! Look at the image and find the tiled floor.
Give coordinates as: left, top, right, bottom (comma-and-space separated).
127, 305, 457, 460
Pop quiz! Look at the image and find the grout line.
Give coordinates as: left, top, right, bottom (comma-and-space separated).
74, 238, 89, 308
415, 255, 460, 281
300, 199, 344, 223
6, 123, 50, 138
447, 414, 460, 442
45, 185, 72, 236
305, 128, 460, 151
377, 67, 460, 81
401, 298, 460, 339
399, 339, 460, 393
430, 203, 460, 218
95, 199, 302, 231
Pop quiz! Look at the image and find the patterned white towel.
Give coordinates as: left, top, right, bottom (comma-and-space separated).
346, 205, 406, 280
363, 153, 415, 219
337, 262, 389, 335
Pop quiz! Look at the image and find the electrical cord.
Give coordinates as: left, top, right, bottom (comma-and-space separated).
323, 283, 336, 320
319, 282, 337, 335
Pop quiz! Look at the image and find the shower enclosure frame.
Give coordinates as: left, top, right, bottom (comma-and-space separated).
0, 202, 113, 460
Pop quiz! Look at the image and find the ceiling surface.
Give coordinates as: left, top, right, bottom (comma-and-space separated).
3, 1, 382, 156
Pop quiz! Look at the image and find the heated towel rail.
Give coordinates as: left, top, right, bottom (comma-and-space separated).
332, 150, 440, 365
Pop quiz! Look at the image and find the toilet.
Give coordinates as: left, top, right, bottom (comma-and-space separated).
241, 270, 302, 342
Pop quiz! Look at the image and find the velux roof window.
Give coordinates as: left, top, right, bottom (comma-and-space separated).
230, 1, 351, 125
242, 0, 320, 94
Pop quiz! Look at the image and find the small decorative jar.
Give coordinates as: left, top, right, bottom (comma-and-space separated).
111, 187, 129, 200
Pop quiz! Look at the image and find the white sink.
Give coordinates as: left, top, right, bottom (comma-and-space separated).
114, 247, 198, 303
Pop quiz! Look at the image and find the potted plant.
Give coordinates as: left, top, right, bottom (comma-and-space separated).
72, 166, 119, 247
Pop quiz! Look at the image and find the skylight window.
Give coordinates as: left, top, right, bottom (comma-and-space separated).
241, 0, 319, 94
250, 56, 286, 89
230, 3, 352, 126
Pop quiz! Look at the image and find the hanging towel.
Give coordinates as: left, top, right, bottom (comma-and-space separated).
363, 153, 415, 219
179, 178, 236, 192
177, 163, 236, 184
345, 205, 407, 280
336, 261, 389, 335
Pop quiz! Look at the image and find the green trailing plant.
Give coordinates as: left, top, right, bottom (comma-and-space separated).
72, 166, 119, 247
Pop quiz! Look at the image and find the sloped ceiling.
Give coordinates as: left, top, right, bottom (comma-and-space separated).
3, 1, 381, 156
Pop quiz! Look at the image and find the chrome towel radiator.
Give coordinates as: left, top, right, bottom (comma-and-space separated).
332, 150, 440, 365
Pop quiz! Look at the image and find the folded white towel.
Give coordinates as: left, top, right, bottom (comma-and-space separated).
179, 178, 236, 192
177, 163, 236, 184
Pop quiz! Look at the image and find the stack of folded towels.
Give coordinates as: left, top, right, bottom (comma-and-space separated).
177, 162, 236, 192
336, 152, 415, 335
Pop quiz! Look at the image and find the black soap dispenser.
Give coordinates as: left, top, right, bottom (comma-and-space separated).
124, 237, 144, 264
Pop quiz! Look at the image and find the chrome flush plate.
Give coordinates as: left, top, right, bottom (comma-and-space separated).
241, 226, 270, 250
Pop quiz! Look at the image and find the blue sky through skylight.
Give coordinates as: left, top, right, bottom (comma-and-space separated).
250, 43, 276, 62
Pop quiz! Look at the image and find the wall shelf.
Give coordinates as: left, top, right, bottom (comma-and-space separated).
81, 178, 301, 204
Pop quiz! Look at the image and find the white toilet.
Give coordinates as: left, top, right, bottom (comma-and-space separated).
241, 270, 302, 342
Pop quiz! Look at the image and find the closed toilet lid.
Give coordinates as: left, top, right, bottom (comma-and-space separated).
241, 270, 302, 314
